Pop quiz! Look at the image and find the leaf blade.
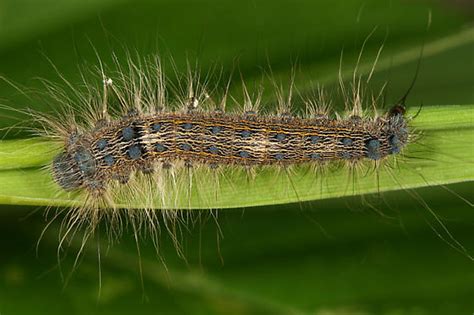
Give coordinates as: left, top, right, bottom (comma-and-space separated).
0, 105, 472, 209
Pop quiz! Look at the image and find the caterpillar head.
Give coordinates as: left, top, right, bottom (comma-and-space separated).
388, 104, 406, 117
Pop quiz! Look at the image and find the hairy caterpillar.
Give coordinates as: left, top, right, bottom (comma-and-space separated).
52, 89, 407, 198
25, 51, 413, 245
2, 46, 472, 268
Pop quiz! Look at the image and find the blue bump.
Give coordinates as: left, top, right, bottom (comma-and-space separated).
340, 151, 351, 159
240, 130, 251, 138
274, 153, 284, 160
389, 135, 401, 154
104, 154, 115, 166
53, 153, 82, 190
155, 143, 167, 152
211, 126, 222, 134
239, 151, 250, 158
365, 139, 381, 160
96, 138, 108, 150
310, 153, 321, 160
122, 126, 135, 141
152, 123, 162, 132
391, 146, 401, 154
366, 139, 380, 149
182, 123, 193, 130
208, 146, 219, 154
127, 144, 142, 160
74, 147, 95, 176
275, 133, 286, 141
310, 135, 320, 144
180, 143, 191, 151
341, 138, 353, 146
389, 135, 400, 146
74, 149, 89, 163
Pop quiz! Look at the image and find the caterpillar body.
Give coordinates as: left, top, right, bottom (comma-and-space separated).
53, 105, 408, 195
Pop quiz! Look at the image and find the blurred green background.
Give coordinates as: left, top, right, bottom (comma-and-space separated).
0, 0, 473, 314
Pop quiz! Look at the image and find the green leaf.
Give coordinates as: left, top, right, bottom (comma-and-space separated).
0, 105, 472, 208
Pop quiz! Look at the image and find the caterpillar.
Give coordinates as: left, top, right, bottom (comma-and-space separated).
25, 52, 414, 251
5, 48, 470, 266
52, 92, 407, 196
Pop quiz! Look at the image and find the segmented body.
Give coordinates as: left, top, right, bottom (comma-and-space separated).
52, 109, 408, 194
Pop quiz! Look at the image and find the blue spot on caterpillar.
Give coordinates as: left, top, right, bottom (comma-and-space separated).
122, 126, 136, 141
74, 147, 95, 176
182, 123, 193, 130
310, 135, 320, 144
211, 126, 222, 134
341, 138, 353, 146
240, 130, 251, 138
52, 153, 82, 190
274, 153, 285, 160
275, 133, 286, 141
103, 154, 115, 166
155, 143, 167, 152
208, 145, 219, 154
238, 150, 250, 158
365, 139, 382, 160
96, 139, 108, 150
180, 143, 192, 151
127, 144, 143, 160
152, 123, 162, 132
